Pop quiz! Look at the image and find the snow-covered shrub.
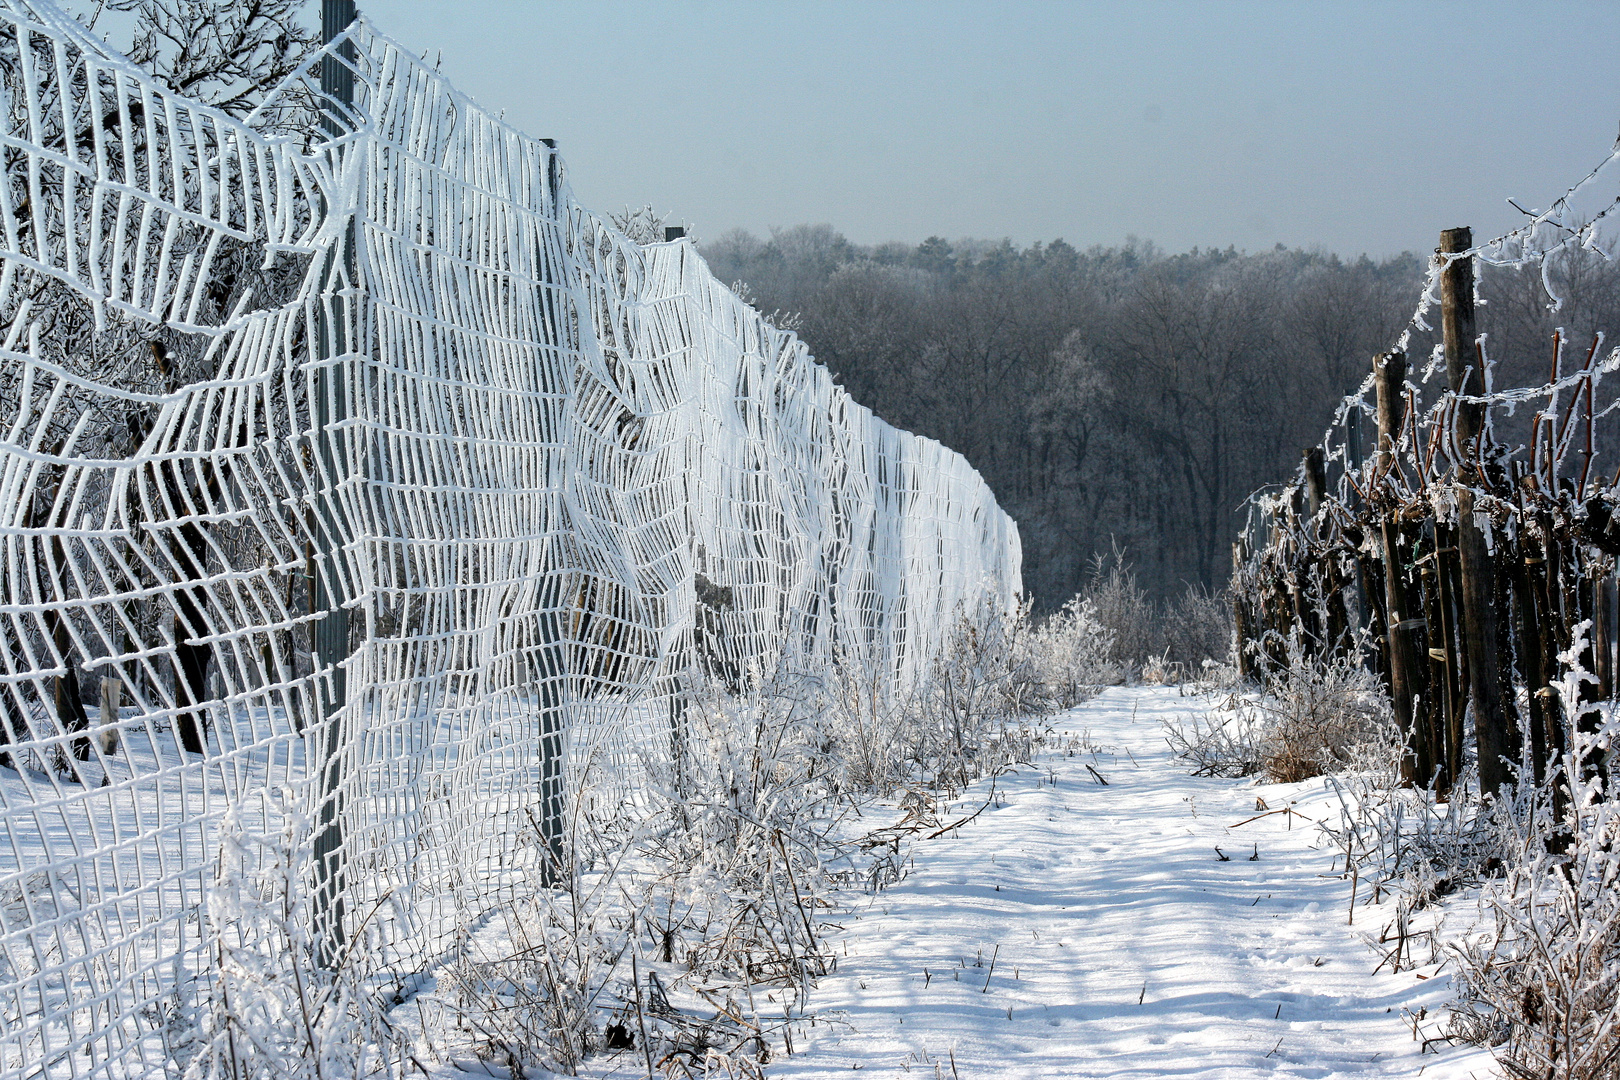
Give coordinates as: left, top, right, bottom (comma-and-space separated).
1449, 626, 1620, 1080
1080, 548, 1233, 677
185, 795, 404, 1080
1161, 697, 1264, 778
803, 593, 1056, 796
436, 867, 627, 1075
1021, 595, 1116, 708
1186, 657, 1241, 694
642, 667, 830, 991
821, 646, 925, 793
1081, 546, 1156, 673
1310, 626, 1620, 1076
1318, 741, 1498, 975
1253, 638, 1391, 783
611, 204, 671, 245
918, 593, 1048, 789
1166, 635, 1389, 782
429, 665, 829, 1075
1160, 584, 1234, 671
1139, 651, 1178, 686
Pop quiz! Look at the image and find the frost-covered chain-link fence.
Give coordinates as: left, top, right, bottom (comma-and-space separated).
0, 5, 1020, 1075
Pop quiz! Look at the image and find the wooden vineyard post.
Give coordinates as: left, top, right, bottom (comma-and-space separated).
1512, 506, 1550, 787
1361, 549, 1391, 690
1287, 487, 1316, 651
1233, 542, 1254, 684
1592, 571, 1615, 786
1439, 227, 1518, 795
1417, 534, 1452, 792
1595, 571, 1613, 702
1529, 511, 1570, 797
1434, 525, 1466, 791
1302, 446, 1347, 654
536, 573, 567, 885
1374, 351, 1423, 785
1302, 446, 1326, 523
1346, 396, 1376, 661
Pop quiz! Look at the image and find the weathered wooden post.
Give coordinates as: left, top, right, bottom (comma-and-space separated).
1302, 447, 1326, 524
1439, 227, 1518, 795
1511, 491, 1550, 787
1375, 351, 1422, 785
1233, 541, 1254, 683
1346, 401, 1375, 653
1434, 526, 1466, 790
1286, 485, 1316, 652
536, 574, 567, 885
1595, 572, 1613, 701
1529, 510, 1574, 846
1302, 446, 1347, 654
1360, 544, 1391, 690
1416, 536, 1448, 790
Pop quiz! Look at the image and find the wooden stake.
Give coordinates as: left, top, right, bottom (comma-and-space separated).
1233, 542, 1254, 684
1303, 447, 1347, 653
1512, 521, 1549, 787
1435, 527, 1466, 789
1375, 351, 1422, 786
1595, 571, 1612, 702
1440, 227, 1517, 795
1418, 552, 1447, 789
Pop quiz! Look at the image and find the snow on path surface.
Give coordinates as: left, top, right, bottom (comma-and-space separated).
772, 686, 1497, 1080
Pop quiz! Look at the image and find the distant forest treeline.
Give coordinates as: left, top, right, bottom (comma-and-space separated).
701, 226, 1620, 610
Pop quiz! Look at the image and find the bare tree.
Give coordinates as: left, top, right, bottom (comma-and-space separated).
94, 0, 318, 121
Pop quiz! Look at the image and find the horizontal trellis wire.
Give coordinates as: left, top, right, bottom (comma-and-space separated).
0, 4, 1021, 1075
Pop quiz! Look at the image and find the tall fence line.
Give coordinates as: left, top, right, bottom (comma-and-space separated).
0, 4, 1021, 1075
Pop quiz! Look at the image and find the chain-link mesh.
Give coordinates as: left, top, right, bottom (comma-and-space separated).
0, 5, 1020, 1075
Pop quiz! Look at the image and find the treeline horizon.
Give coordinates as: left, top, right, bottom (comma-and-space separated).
701, 225, 1620, 611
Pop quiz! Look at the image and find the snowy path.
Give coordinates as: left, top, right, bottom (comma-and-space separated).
773, 686, 1497, 1080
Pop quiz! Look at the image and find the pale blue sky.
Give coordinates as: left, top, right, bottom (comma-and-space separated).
358, 1, 1620, 258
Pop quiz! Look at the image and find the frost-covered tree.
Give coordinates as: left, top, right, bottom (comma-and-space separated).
97, 0, 319, 121
0, 0, 318, 768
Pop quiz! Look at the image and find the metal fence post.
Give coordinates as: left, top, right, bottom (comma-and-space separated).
313, 0, 357, 971
537, 138, 567, 886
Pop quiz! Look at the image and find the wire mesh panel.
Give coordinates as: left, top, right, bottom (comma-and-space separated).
0, 5, 1021, 1076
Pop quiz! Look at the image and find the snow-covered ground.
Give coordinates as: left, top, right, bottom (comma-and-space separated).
769, 685, 1497, 1079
